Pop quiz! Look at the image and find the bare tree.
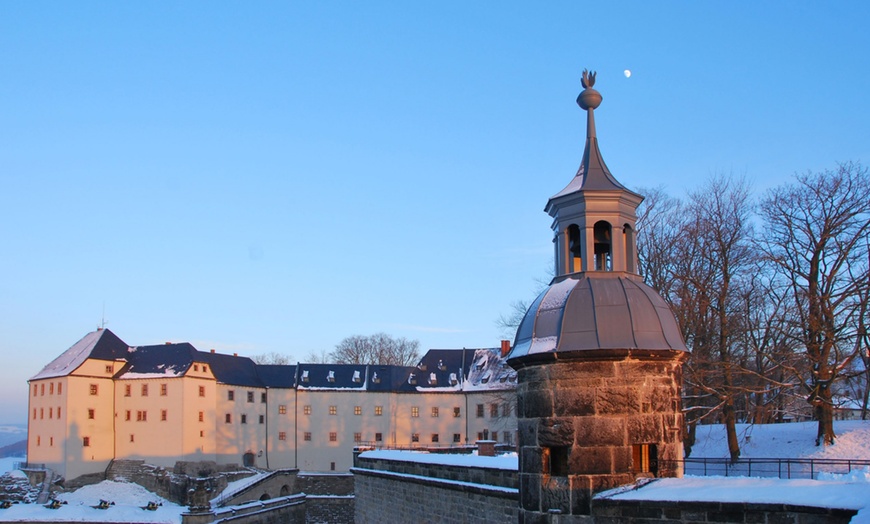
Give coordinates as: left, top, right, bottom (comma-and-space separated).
330, 333, 421, 366
760, 162, 870, 445
303, 349, 331, 364
251, 352, 294, 365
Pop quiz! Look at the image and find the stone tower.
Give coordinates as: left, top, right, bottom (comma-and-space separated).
507, 71, 689, 521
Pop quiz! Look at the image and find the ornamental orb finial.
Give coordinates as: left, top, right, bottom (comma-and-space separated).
577, 69, 602, 111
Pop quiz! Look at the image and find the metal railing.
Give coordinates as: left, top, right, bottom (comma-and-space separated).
664, 457, 870, 480
13, 462, 46, 471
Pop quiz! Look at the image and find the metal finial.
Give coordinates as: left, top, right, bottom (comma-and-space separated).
581, 69, 596, 89
577, 69, 602, 111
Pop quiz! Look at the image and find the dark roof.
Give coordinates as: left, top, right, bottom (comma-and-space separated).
297, 363, 368, 390
119, 343, 197, 377
31, 328, 130, 380
257, 365, 297, 388
197, 350, 262, 387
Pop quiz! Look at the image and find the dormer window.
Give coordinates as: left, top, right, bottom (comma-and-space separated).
327, 370, 335, 383
372, 372, 380, 384
418, 364, 427, 371
408, 373, 417, 385
301, 370, 309, 383
429, 373, 437, 385
449, 373, 458, 386
481, 374, 490, 384
438, 360, 446, 371
352, 370, 361, 383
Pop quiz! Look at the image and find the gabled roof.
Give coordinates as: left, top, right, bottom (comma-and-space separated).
257, 365, 297, 388
197, 350, 262, 387
117, 343, 198, 379
31, 328, 129, 380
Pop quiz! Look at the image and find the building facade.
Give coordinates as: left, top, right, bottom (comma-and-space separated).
27, 329, 517, 481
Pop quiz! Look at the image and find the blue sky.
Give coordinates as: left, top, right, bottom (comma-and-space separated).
1, 2, 868, 424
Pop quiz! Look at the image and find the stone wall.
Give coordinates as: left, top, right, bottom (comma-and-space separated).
296, 473, 354, 524
591, 499, 857, 524
182, 494, 307, 524
515, 354, 685, 518
353, 456, 518, 524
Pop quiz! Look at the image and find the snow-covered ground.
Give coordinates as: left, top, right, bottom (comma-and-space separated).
605, 420, 870, 523
0, 420, 868, 522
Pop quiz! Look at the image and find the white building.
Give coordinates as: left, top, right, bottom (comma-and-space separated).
27, 329, 517, 481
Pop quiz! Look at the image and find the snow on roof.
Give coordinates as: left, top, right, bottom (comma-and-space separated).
359, 449, 518, 471
598, 473, 870, 512
30, 329, 128, 381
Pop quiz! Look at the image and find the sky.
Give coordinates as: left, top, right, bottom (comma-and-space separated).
1, 2, 869, 424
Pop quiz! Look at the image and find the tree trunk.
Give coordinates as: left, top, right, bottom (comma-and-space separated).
723, 399, 740, 462
814, 387, 836, 446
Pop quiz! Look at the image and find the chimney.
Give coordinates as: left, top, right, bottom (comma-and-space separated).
477, 440, 496, 457
500, 340, 511, 357
210, 349, 216, 353
233, 353, 238, 357
165, 342, 171, 345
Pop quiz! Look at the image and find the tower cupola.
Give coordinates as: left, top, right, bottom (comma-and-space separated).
546, 70, 643, 276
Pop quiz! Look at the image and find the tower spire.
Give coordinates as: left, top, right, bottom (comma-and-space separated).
545, 70, 644, 276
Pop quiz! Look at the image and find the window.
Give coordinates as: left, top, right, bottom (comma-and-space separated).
330, 462, 336, 471
453, 407, 461, 418
375, 432, 383, 442
431, 407, 439, 417
41, 384, 44, 395
374, 406, 383, 416
130, 434, 135, 443
476, 404, 484, 418
632, 444, 659, 476
33, 385, 37, 397
198, 411, 204, 422
57, 383, 62, 394
83, 436, 90, 447
228, 390, 235, 401
279, 405, 287, 414
198, 386, 205, 397
161, 410, 167, 421
431, 433, 439, 443
49, 383, 54, 394
354, 406, 362, 415
194, 364, 199, 372
57, 407, 61, 418
88, 409, 95, 420
136, 410, 147, 422
50, 437, 53, 446
160, 384, 167, 396
503, 403, 511, 417
453, 433, 461, 443
261, 392, 266, 403
125, 410, 131, 421
411, 406, 419, 418
492, 432, 498, 442
504, 432, 512, 444
259, 415, 264, 424
329, 406, 337, 415
39, 408, 43, 419
225, 414, 232, 424
491, 404, 499, 418
90, 384, 98, 396
48, 407, 52, 419
32, 409, 35, 420
279, 432, 287, 441
200, 430, 204, 437
411, 433, 420, 443
203, 365, 208, 373
329, 432, 337, 442
543, 446, 570, 476
247, 391, 254, 403
36, 436, 40, 446
354, 432, 362, 443
241, 414, 247, 424
304, 405, 312, 415
141, 384, 148, 397
304, 432, 312, 441
125, 384, 131, 397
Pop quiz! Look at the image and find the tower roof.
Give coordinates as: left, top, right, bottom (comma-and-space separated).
546, 70, 640, 213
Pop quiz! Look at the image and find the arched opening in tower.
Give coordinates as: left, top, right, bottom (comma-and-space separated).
593, 221, 612, 271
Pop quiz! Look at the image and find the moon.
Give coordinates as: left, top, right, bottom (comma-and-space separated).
624, 69, 632, 78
